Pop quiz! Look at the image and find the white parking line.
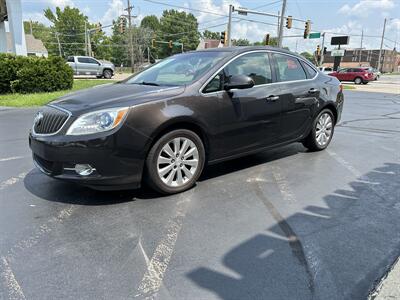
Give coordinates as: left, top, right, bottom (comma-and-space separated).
271, 166, 296, 203
0, 172, 28, 191
135, 194, 192, 299
0, 156, 24, 163
0, 256, 26, 300
6, 205, 77, 260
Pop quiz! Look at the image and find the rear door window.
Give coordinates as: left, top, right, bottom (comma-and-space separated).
273, 54, 307, 82
301, 61, 317, 78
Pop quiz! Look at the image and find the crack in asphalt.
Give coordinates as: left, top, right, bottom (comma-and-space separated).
253, 178, 315, 296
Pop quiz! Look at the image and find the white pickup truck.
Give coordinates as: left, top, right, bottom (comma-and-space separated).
67, 56, 115, 79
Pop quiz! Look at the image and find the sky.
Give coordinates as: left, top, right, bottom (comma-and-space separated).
19, 0, 400, 53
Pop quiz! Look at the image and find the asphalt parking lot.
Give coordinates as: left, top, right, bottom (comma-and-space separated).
0, 88, 399, 299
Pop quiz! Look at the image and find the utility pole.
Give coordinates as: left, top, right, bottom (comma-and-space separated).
227, 4, 233, 47
84, 22, 88, 56
358, 29, 363, 65
55, 32, 62, 57
320, 32, 325, 66
377, 18, 387, 72
87, 30, 92, 57
29, 19, 33, 35
125, 0, 135, 73
278, 0, 287, 47
277, 11, 280, 36
147, 46, 150, 63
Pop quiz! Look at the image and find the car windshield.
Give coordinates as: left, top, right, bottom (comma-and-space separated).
125, 51, 228, 86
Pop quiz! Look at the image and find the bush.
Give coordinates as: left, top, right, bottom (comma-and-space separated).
0, 54, 73, 94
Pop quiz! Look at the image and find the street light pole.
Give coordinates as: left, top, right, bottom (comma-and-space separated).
377, 18, 387, 72
358, 29, 363, 65
227, 4, 233, 47
320, 32, 325, 66
278, 0, 287, 48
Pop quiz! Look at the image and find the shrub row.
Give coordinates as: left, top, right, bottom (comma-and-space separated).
0, 54, 73, 94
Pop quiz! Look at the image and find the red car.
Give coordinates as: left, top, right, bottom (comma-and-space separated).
328, 68, 374, 84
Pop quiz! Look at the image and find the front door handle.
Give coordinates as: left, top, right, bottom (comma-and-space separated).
308, 88, 319, 94
266, 95, 279, 102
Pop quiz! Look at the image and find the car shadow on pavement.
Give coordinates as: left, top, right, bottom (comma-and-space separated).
188, 162, 400, 300
24, 143, 307, 205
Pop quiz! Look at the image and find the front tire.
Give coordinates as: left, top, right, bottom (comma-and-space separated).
354, 77, 362, 84
302, 109, 335, 151
103, 69, 113, 79
145, 129, 205, 194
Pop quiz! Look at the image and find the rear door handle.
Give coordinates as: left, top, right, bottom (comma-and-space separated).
265, 95, 279, 102
308, 88, 319, 94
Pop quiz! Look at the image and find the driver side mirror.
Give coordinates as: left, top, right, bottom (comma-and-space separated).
224, 75, 255, 90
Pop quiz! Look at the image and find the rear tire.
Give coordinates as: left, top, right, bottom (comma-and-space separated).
302, 109, 335, 151
145, 129, 205, 194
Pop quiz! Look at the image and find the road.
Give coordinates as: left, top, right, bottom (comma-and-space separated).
0, 89, 399, 299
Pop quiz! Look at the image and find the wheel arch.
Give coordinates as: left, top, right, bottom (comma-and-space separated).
145, 117, 211, 161
321, 103, 338, 124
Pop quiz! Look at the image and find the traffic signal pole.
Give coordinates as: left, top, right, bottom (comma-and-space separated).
227, 5, 233, 47
278, 0, 287, 47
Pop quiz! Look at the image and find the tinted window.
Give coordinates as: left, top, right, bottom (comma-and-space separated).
203, 73, 223, 93
301, 61, 317, 78
224, 52, 272, 85
77, 57, 88, 63
273, 54, 307, 82
126, 51, 227, 86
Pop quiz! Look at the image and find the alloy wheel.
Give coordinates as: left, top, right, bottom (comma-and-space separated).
157, 137, 199, 187
315, 113, 333, 147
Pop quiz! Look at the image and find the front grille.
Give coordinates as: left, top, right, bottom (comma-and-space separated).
33, 106, 69, 135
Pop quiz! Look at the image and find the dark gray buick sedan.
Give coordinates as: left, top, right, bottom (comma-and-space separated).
29, 46, 344, 194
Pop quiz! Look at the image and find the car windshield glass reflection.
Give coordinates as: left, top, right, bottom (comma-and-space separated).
125, 51, 227, 86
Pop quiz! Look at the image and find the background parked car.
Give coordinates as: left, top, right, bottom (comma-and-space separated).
318, 66, 333, 75
67, 56, 115, 79
328, 68, 374, 84
362, 67, 381, 80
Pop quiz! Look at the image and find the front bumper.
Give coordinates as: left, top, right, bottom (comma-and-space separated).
29, 128, 146, 190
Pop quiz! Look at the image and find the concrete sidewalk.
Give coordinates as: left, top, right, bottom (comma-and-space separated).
371, 258, 400, 299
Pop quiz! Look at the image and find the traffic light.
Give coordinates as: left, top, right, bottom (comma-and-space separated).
97, 22, 102, 32
265, 33, 270, 46
151, 39, 155, 48
119, 18, 126, 33
316, 45, 321, 56
323, 47, 327, 55
286, 16, 292, 29
168, 40, 173, 48
304, 20, 311, 39
220, 31, 227, 44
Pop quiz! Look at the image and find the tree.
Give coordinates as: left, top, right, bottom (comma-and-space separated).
158, 9, 200, 57
110, 17, 129, 67
141, 15, 160, 32
300, 51, 316, 64
44, 6, 88, 57
232, 38, 251, 46
253, 36, 278, 47
203, 30, 220, 40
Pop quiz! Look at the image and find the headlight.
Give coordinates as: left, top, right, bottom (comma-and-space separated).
66, 107, 129, 135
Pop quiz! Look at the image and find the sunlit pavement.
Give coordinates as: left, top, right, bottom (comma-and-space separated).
0, 90, 399, 299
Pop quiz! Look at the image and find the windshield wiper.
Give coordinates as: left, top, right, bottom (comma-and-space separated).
134, 81, 160, 86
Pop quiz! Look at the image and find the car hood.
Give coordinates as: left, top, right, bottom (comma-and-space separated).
51, 83, 186, 115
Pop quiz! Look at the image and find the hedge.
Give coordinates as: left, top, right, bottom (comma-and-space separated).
0, 54, 73, 94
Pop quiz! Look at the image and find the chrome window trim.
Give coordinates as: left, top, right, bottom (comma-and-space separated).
32, 104, 72, 137
200, 49, 318, 96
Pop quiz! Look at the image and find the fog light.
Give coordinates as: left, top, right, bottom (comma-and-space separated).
74, 164, 94, 176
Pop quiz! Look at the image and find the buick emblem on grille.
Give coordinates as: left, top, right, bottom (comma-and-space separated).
34, 112, 44, 127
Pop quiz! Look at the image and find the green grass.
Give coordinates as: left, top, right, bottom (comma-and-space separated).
343, 85, 356, 90
0, 79, 117, 107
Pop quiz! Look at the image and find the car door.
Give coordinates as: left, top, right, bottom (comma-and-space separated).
77, 57, 99, 75
270, 53, 319, 142
202, 51, 281, 158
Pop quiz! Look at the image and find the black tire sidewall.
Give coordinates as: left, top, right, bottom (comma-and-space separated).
145, 129, 205, 194
103, 70, 112, 79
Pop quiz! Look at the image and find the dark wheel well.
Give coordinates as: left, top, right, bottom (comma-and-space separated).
148, 122, 210, 160
322, 104, 338, 124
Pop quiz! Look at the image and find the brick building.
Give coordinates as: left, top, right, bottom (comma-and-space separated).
323, 49, 400, 72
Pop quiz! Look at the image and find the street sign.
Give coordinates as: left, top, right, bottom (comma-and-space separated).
308, 32, 321, 39
331, 49, 345, 57
331, 36, 349, 45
